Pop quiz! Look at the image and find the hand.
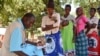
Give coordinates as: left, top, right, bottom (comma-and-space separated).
91, 24, 96, 28
37, 36, 46, 46
46, 25, 59, 29
51, 16, 57, 22
62, 20, 69, 27
42, 24, 58, 31
37, 41, 44, 46
46, 25, 53, 28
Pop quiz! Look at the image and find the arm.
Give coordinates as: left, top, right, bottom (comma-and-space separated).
85, 22, 91, 34
53, 13, 60, 27
91, 18, 98, 28
61, 20, 69, 27
73, 25, 76, 42
41, 16, 55, 31
10, 28, 27, 56
91, 23, 96, 28
70, 15, 76, 42
25, 40, 37, 45
71, 15, 75, 24
41, 14, 59, 31
82, 16, 91, 34
86, 23, 97, 34
42, 25, 58, 31
50, 16, 57, 22
98, 19, 100, 30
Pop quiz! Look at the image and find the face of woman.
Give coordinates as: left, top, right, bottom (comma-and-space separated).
65, 7, 71, 15
90, 9, 95, 17
76, 7, 83, 16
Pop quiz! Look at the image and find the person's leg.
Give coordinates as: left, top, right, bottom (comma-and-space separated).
44, 35, 57, 56
54, 32, 64, 56
75, 31, 88, 56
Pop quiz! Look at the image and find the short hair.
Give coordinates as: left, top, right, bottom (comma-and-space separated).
90, 8, 96, 12
47, 3, 54, 9
23, 13, 35, 19
46, 0, 54, 9
65, 4, 71, 10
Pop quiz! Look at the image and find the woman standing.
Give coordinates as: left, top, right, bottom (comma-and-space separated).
97, 7, 100, 55
61, 5, 75, 56
75, 7, 88, 56
41, 0, 63, 56
87, 8, 98, 34
87, 8, 99, 56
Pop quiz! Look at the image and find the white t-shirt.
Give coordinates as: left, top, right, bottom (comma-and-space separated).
41, 12, 60, 35
61, 14, 75, 23
88, 16, 99, 34
89, 17, 98, 24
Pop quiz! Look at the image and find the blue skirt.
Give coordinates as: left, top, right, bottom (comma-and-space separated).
44, 31, 64, 56
75, 30, 88, 56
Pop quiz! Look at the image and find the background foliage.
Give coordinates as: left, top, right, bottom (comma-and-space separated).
0, 0, 100, 32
